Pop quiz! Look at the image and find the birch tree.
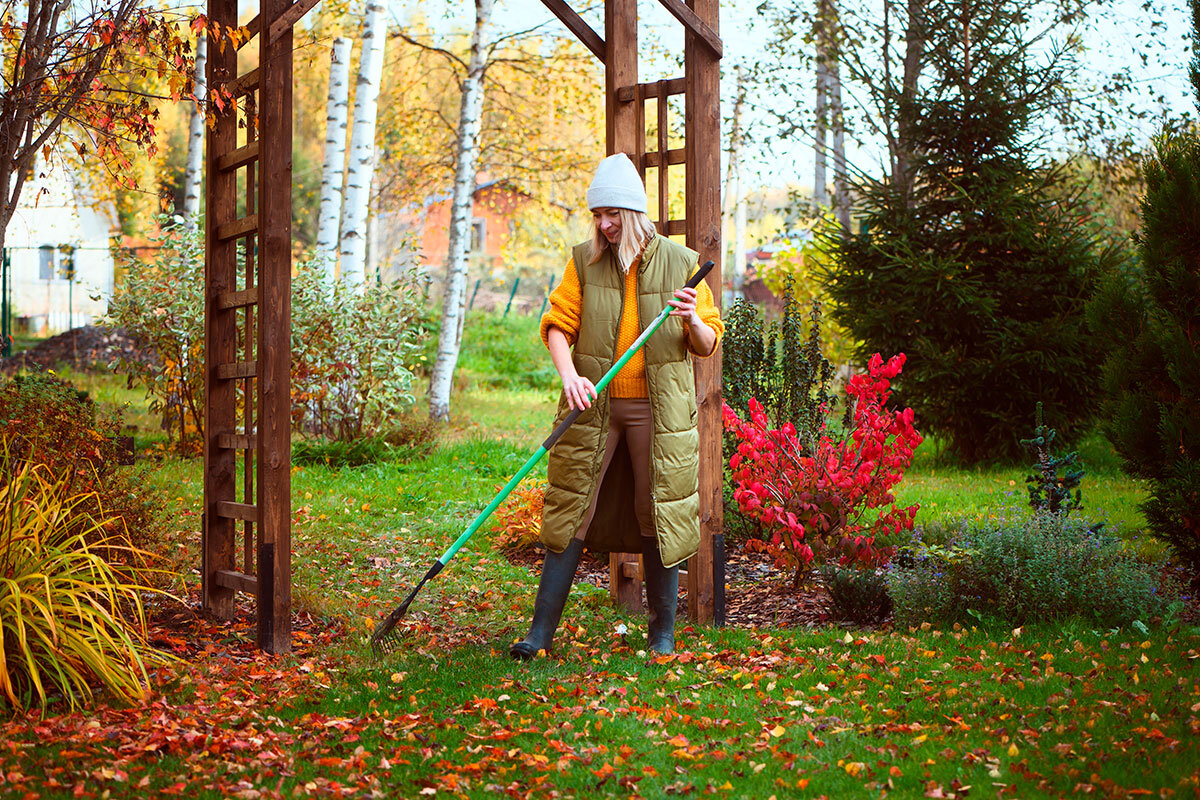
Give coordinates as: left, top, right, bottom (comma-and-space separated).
316, 36, 352, 275
722, 70, 748, 295
338, 1, 387, 289
427, 0, 493, 423
181, 31, 206, 227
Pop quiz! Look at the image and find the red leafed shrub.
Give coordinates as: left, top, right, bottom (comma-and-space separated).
723, 353, 923, 586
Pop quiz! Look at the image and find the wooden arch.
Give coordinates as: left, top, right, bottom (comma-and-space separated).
201, 0, 723, 655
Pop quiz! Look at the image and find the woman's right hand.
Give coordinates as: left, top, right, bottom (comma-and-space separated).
562, 373, 598, 411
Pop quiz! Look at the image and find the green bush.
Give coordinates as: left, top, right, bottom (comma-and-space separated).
721, 286, 837, 549
820, 564, 892, 624
888, 515, 1165, 629
291, 262, 427, 441
0, 451, 167, 711
1089, 127, 1200, 579
105, 218, 205, 454
0, 372, 166, 555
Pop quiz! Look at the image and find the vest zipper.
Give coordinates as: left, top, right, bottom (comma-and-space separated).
636, 249, 661, 546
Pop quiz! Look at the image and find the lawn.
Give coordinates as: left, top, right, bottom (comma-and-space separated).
1, 312, 1196, 798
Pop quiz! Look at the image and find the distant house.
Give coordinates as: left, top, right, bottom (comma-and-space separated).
3, 159, 117, 334
375, 179, 536, 281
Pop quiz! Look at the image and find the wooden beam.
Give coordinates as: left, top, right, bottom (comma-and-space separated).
606, 0, 643, 612
656, 79, 670, 234
685, 0, 722, 625
257, 0, 294, 655
213, 570, 258, 594
643, 148, 687, 168
215, 286, 258, 310
202, 0, 240, 623
216, 501, 257, 521
616, 77, 685, 103
655, 0, 722, 57
228, 68, 259, 98
217, 433, 257, 450
215, 140, 259, 172
269, 0, 323, 44
538, 0, 605, 61
216, 361, 257, 380
216, 215, 259, 242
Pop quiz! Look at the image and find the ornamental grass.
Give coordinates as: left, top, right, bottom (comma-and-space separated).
0, 449, 168, 712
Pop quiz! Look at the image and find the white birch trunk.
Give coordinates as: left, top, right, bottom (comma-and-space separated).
721, 68, 746, 295
813, 0, 832, 209
725, 71, 748, 297
181, 32, 206, 227
316, 36, 352, 278
428, 0, 493, 423
339, 5, 387, 289
734, 186, 747, 298
831, 51, 851, 232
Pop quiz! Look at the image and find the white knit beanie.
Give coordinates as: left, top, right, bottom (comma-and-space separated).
586, 153, 647, 213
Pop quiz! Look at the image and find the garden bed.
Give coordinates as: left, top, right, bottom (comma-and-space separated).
504, 544, 831, 629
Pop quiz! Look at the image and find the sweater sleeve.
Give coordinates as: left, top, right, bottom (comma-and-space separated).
540, 256, 583, 348
684, 268, 725, 358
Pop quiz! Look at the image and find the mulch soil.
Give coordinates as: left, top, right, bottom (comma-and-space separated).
504, 544, 833, 629
1, 326, 152, 375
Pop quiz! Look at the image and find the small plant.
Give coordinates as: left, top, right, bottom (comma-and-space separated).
724, 352, 922, 585
819, 563, 892, 624
292, 437, 395, 469
383, 414, 440, 459
105, 217, 205, 454
291, 261, 427, 441
490, 480, 545, 552
1021, 401, 1084, 517
0, 450, 168, 711
887, 514, 1165, 629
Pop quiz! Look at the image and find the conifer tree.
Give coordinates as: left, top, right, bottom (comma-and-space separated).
823, 0, 1121, 463
1088, 0, 1200, 577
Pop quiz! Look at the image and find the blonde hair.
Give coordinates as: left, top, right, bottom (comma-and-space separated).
588, 209, 657, 270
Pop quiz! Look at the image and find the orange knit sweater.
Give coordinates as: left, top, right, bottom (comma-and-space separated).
539, 254, 724, 398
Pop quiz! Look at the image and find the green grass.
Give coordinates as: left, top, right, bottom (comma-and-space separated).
3, 325, 1196, 797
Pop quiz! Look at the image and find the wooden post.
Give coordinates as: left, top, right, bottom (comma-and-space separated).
257, 0, 293, 654
605, 0, 644, 614
202, 0, 240, 622
684, 0, 722, 624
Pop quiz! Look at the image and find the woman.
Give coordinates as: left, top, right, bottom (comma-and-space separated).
510, 153, 724, 660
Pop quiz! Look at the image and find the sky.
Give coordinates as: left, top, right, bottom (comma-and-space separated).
390, 0, 1195, 193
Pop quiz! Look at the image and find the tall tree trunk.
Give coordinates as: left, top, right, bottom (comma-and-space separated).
316, 36, 352, 278
893, 0, 925, 200
181, 32, 206, 227
734, 183, 747, 298
828, 3, 851, 232
339, 4, 387, 289
722, 68, 746, 296
428, 0, 493, 423
813, 0, 833, 209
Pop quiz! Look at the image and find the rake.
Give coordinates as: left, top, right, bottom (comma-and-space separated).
369, 260, 715, 655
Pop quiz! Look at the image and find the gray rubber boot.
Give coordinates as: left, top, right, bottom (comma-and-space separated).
641, 537, 679, 654
510, 538, 585, 660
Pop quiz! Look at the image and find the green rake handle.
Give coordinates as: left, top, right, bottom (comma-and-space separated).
376, 260, 715, 629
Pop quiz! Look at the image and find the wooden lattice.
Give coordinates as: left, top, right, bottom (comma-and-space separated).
202, 0, 723, 653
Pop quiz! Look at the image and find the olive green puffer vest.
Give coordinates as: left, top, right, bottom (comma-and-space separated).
539, 234, 700, 568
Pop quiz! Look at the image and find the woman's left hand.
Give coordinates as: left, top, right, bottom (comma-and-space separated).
668, 287, 702, 326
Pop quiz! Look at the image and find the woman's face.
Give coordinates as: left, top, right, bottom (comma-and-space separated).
593, 208, 622, 244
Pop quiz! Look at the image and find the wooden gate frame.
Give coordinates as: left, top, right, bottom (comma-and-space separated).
540, 0, 725, 624
202, 0, 723, 655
